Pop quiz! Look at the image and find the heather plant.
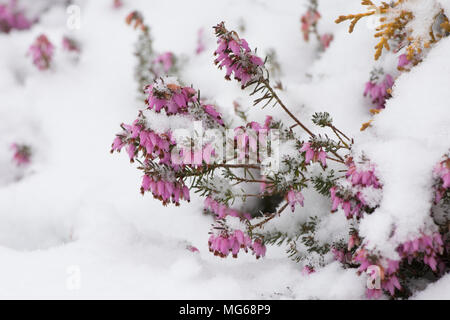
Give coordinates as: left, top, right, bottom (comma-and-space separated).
113, 3, 450, 299
0, 0, 31, 33
28, 34, 54, 70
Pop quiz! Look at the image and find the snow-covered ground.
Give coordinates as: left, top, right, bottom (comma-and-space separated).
0, 0, 448, 299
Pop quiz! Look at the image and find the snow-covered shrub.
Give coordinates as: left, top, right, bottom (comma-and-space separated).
112, 1, 450, 299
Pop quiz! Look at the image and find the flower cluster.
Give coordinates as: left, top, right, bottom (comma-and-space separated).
300, 142, 327, 167
28, 34, 54, 70
213, 22, 264, 88
0, 0, 31, 33
398, 232, 445, 272
433, 156, 450, 203
208, 229, 266, 259
145, 79, 197, 115
11, 143, 31, 166
354, 248, 402, 299
364, 70, 394, 110
353, 230, 446, 299
300, 0, 333, 50
330, 157, 381, 219
301, 5, 320, 41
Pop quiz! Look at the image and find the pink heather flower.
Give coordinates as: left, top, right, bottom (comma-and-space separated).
214, 22, 264, 88
203, 104, 224, 126
397, 54, 410, 69
145, 80, 197, 115
208, 229, 253, 258
62, 36, 80, 53
286, 189, 304, 212
11, 143, 31, 166
251, 239, 266, 259
301, 266, 315, 275
154, 52, 175, 73
0, 1, 31, 33
320, 33, 333, 49
28, 34, 54, 70
364, 74, 394, 110
196, 28, 206, 55
301, 9, 321, 41
113, 0, 123, 9
141, 175, 189, 205
300, 142, 327, 167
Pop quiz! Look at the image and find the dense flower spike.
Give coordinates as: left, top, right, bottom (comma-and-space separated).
145, 78, 197, 115
11, 143, 31, 166
398, 232, 445, 272
28, 34, 54, 70
213, 22, 264, 88
208, 229, 255, 258
364, 70, 394, 110
0, 0, 31, 33
330, 157, 381, 219
141, 175, 190, 205
300, 1, 333, 50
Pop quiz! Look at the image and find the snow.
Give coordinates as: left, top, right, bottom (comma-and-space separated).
0, 0, 448, 299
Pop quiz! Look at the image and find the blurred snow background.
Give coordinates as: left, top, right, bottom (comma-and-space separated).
0, 0, 448, 299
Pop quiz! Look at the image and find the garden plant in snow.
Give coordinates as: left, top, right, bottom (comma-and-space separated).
113, 0, 450, 299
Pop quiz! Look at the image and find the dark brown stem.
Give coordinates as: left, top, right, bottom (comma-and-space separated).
262, 79, 316, 138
